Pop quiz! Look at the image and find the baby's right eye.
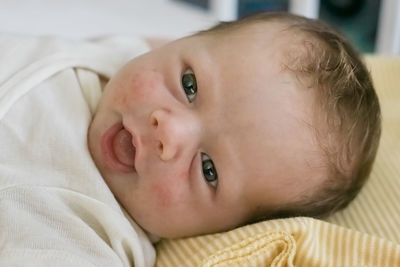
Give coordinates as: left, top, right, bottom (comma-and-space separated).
181, 69, 197, 103
201, 153, 218, 188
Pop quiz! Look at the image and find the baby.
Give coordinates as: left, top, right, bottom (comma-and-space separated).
0, 12, 381, 267
88, 12, 381, 239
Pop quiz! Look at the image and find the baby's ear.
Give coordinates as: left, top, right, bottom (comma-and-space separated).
145, 38, 171, 49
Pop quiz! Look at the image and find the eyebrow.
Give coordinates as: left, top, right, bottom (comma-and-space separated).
189, 48, 244, 198
197, 73, 242, 199
212, 133, 243, 201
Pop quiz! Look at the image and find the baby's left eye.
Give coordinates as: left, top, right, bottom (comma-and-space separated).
201, 153, 218, 188
181, 68, 197, 103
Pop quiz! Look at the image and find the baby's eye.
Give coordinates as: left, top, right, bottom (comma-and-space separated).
181, 68, 197, 103
201, 153, 218, 188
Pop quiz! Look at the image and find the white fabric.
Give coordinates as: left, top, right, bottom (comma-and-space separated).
0, 34, 155, 267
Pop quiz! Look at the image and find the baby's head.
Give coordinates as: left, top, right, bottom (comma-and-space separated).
88, 13, 381, 238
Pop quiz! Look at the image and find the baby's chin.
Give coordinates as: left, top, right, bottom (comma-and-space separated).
139, 219, 237, 239
135, 220, 197, 239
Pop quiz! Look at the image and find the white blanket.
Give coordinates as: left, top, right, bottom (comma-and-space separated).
0, 34, 155, 267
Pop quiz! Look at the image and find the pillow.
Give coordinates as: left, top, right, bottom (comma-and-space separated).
154, 56, 400, 266
326, 56, 400, 243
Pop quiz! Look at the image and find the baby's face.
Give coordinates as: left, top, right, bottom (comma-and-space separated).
88, 24, 323, 238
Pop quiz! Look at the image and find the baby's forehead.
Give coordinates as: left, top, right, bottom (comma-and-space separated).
203, 24, 305, 72
206, 59, 321, 198
196, 23, 317, 144
216, 20, 300, 44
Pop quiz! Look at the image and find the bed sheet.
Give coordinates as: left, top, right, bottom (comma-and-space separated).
0, 0, 217, 40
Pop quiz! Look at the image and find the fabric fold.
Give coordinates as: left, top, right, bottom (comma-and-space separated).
201, 231, 296, 267
156, 217, 400, 267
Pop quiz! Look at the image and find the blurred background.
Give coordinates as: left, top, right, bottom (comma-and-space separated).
0, 0, 398, 54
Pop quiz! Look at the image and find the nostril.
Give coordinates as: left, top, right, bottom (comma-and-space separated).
158, 142, 163, 154
152, 117, 158, 127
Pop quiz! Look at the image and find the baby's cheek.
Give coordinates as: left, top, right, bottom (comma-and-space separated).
150, 182, 185, 210
116, 70, 163, 110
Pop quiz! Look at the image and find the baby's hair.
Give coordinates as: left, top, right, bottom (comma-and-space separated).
197, 12, 381, 221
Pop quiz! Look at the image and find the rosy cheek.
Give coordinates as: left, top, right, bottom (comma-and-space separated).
150, 183, 175, 208
150, 171, 187, 209
117, 70, 164, 110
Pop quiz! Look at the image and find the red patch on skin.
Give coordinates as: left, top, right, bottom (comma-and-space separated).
115, 71, 163, 112
150, 169, 189, 210
151, 183, 174, 208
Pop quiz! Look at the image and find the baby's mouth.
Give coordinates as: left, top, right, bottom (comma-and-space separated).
113, 126, 136, 169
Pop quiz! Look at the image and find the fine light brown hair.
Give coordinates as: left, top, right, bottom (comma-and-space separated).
198, 12, 382, 221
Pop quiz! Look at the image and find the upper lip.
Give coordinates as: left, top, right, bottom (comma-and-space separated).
122, 122, 139, 172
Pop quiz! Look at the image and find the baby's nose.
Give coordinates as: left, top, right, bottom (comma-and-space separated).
150, 109, 199, 161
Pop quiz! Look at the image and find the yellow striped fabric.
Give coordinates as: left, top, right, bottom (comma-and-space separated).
156, 217, 400, 266
154, 56, 400, 266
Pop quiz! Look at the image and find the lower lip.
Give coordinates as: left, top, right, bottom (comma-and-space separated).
100, 122, 136, 173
